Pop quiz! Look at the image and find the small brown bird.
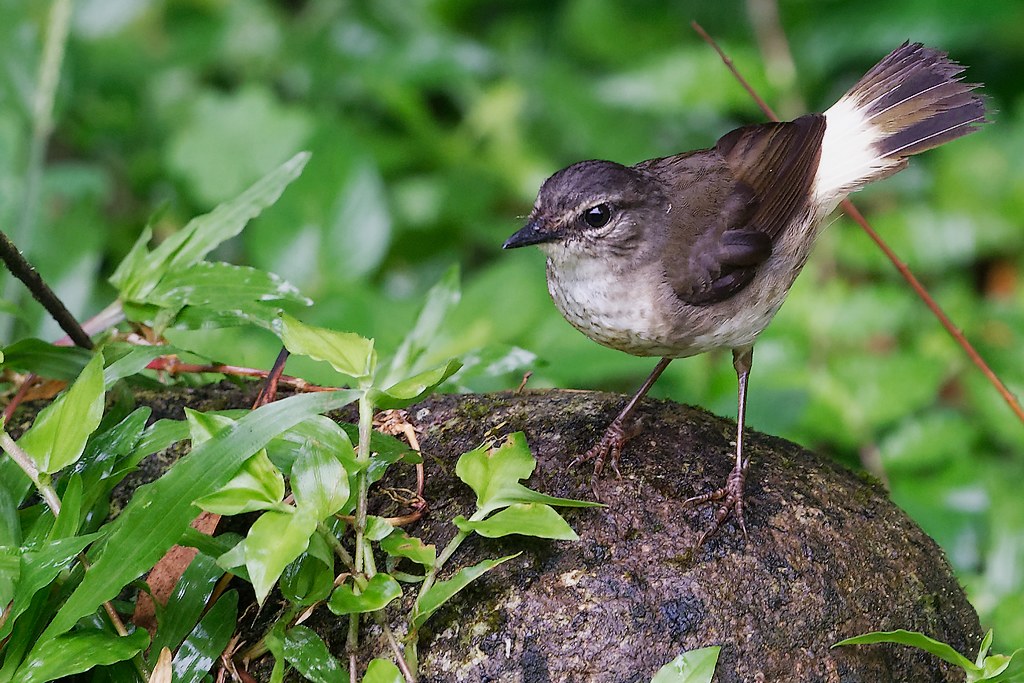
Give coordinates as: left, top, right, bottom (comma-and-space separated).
503, 43, 986, 543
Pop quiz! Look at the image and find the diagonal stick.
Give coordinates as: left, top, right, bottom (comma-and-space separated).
691, 21, 1023, 424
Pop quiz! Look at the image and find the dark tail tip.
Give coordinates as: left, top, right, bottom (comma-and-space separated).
845, 42, 988, 159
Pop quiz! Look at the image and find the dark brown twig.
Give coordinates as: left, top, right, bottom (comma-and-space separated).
691, 21, 1024, 425
0, 230, 92, 349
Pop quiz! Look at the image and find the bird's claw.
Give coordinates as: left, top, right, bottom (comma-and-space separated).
684, 460, 748, 547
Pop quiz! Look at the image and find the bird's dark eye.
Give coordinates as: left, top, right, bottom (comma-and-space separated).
582, 203, 612, 228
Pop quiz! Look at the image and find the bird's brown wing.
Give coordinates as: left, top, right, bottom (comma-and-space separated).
639, 113, 826, 305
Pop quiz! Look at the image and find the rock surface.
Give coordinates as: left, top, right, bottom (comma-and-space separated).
123, 384, 981, 682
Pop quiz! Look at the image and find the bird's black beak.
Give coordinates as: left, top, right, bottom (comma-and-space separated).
503, 220, 557, 249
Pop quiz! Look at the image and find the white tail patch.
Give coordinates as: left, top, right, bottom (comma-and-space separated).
812, 96, 900, 208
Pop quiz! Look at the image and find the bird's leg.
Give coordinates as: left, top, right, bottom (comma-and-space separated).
684, 346, 753, 546
572, 357, 673, 482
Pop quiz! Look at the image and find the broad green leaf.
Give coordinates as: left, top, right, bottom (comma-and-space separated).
16, 352, 104, 474
102, 344, 170, 387
195, 450, 285, 515
363, 658, 403, 683
280, 532, 334, 607
410, 554, 517, 628
385, 264, 461, 384
455, 433, 601, 516
0, 534, 99, 641
454, 503, 578, 540
0, 485, 18, 545
185, 409, 235, 446
380, 529, 436, 568
986, 648, 1024, 682
267, 415, 358, 476
278, 313, 376, 380
49, 474, 83, 540
173, 589, 238, 683
245, 507, 319, 605
151, 553, 224, 656
328, 573, 402, 615
374, 358, 462, 410
145, 261, 309, 311
39, 389, 359, 642
291, 439, 350, 520
283, 625, 348, 683
651, 646, 721, 683
834, 630, 979, 672
0, 339, 91, 379
364, 515, 395, 542
111, 152, 310, 301
15, 628, 149, 683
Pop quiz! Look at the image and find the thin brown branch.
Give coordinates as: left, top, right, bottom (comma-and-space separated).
146, 355, 336, 393
691, 21, 1024, 425
0, 230, 93, 349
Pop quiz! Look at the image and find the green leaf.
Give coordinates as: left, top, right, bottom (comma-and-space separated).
0, 339, 91, 379
282, 625, 348, 683
291, 438, 350, 520
280, 532, 334, 607
244, 507, 319, 605
14, 628, 149, 683
650, 646, 721, 683
111, 151, 310, 302
151, 553, 224, 656
410, 554, 517, 628
49, 474, 83, 539
173, 589, 239, 683
986, 649, 1024, 682
380, 529, 436, 568
385, 264, 461, 384
194, 449, 286, 515
455, 433, 602, 516
146, 261, 309, 310
374, 358, 462, 410
278, 313, 376, 381
834, 630, 979, 673
454, 503, 578, 540
0, 534, 100, 641
363, 658, 403, 683
16, 352, 105, 474
364, 515, 395, 542
328, 572, 402, 615
39, 390, 359, 642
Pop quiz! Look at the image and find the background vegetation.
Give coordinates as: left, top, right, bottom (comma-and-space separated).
1, 0, 1022, 650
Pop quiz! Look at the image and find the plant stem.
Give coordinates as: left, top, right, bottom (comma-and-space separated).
0, 430, 60, 514
346, 391, 375, 677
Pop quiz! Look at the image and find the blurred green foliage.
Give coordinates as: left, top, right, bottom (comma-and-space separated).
0, 0, 1022, 647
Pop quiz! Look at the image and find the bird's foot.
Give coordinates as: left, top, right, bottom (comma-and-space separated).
569, 417, 631, 494
684, 459, 748, 547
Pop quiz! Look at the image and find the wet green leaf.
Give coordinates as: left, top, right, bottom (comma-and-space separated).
374, 358, 462, 409
111, 151, 310, 301
40, 390, 359, 642
152, 553, 224, 656
380, 529, 436, 568
0, 339, 91, 379
410, 555, 517, 628
16, 352, 104, 474
244, 507, 319, 605
454, 503, 578, 540
835, 630, 978, 672
15, 628, 149, 683
328, 572, 402, 615
195, 449, 285, 515
651, 646, 721, 683
173, 590, 238, 683
283, 625, 348, 683
363, 658, 403, 683
280, 532, 334, 606
455, 433, 601, 516
279, 313, 376, 381
291, 439, 350, 520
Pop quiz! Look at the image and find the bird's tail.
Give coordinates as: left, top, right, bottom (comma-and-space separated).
813, 42, 987, 206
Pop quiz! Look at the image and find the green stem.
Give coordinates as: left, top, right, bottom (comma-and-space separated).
318, 522, 355, 572
0, 430, 60, 515
346, 391, 374, 676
